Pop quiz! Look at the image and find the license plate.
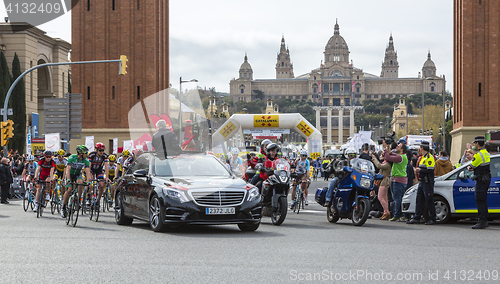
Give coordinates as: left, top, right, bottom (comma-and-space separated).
206, 207, 235, 215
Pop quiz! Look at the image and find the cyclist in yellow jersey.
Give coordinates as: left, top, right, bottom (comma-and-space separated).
116, 150, 130, 178
54, 149, 68, 197
107, 154, 117, 198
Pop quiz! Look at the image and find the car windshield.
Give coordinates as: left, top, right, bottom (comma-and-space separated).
153, 154, 231, 177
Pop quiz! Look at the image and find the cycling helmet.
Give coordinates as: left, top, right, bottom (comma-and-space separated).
344, 148, 357, 159
27, 155, 35, 161
95, 142, 106, 150
266, 143, 280, 154
44, 150, 52, 158
76, 145, 89, 154
231, 148, 239, 155
57, 149, 65, 156
108, 155, 116, 162
299, 150, 308, 156
122, 150, 130, 156
261, 139, 272, 149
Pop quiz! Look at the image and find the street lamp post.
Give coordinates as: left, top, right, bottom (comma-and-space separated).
442, 75, 446, 152
179, 77, 198, 143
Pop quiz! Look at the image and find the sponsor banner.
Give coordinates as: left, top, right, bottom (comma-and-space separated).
311, 152, 321, 159
26, 132, 32, 155
243, 129, 290, 134
45, 133, 60, 152
254, 136, 278, 139
123, 140, 133, 152
254, 115, 279, 127
297, 120, 313, 137
32, 112, 39, 137
220, 121, 237, 138
85, 136, 95, 152
113, 138, 118, 154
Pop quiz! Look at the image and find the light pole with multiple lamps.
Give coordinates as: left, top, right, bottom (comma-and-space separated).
179, 77, 198, 142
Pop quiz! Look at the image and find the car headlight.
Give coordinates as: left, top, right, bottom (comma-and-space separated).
279, 171, 288, 183
360, 177, 371, 188
247, 186, 260, 201
404, 185, 418, 197
163, 188, 189, 203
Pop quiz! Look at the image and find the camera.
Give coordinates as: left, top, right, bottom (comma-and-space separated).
378, 131, 396, 145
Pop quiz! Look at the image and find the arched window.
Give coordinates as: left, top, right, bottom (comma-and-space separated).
344, 83, 350, 93
323, 84, 329, 94
281, 62, 284, 67
401, 111, 404, 116
390, 60, 393, 65
330, 70, 343, 77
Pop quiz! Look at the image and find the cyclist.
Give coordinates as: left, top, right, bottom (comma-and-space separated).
116, 150, 130, 178
107, 154, 118, 200
61, 145, 92, 218
87, 142, 110, 210
21, 155, 37, 190
33, 151, 56, 212
228, 148, 244, 177
291, 150, 310, 208
54, 149, 68, 189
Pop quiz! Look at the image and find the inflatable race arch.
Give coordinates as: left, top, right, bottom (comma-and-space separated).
212, 113, 323, 159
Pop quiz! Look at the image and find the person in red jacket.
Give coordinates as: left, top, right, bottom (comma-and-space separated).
260, 143, 280, 202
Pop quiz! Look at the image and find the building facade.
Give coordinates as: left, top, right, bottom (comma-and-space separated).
451, 0, 500, 162
0, 23, 71, 135
71, 0, 169, 150
229, 21, 445, 145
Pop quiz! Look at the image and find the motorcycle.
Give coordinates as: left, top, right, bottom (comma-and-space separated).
260, 158, 293, 226
325, 158, 383, 226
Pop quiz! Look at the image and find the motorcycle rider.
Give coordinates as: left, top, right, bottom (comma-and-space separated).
260, 143, 280, 203
250, 139, 272, 185
324, 148, 357, 208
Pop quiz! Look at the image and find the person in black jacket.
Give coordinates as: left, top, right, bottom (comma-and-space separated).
152, 119, 182, 158
359, 143, 372, 161
0, 157, 13, 204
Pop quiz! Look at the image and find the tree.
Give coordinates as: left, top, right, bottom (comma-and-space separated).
10, 53, 26, 153
252, 89, 265, 100
0, 51, 10, 105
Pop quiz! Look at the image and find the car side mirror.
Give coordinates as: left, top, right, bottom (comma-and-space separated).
458, 171, 465, 179
133, 169, 148, 178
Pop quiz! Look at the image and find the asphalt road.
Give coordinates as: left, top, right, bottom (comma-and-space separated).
1, 180, 500, 284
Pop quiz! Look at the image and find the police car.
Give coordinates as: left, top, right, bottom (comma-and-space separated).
402, 154, 500, 224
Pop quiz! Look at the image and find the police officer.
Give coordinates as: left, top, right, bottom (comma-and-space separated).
407, 141, 436, 225
467, 136, 491, 229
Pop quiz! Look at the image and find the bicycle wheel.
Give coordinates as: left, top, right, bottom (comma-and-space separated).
71, 194, 79, 227
51, 186, 57, 215
94, 185, 100, 222
66, 194, 74, 225
296, 191, 302, 214
23, 182, 30, 212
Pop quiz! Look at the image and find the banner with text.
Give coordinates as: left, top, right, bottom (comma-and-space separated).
45, 133, 60, 152
85, 136, 95, 152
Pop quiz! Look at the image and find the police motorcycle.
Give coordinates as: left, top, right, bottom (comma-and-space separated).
259, 144, 294, 226
324, 156, 383, 226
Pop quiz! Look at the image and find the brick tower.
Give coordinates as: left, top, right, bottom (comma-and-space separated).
451, 0, 500, 161
71, 0, 169, 149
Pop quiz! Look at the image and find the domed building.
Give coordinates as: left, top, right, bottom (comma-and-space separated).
229, 20, 445, 144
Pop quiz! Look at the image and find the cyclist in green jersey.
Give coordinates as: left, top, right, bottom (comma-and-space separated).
61, 145, 92, 218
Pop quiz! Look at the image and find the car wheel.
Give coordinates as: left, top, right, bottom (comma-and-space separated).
149, 195, 167, 232
238, 221, 260, 232
115, 191, 133, 225
434, 196, 451, 224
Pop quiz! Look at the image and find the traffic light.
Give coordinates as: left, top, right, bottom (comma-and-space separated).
6, 119, 14, 139
119, 55, 128, 75
1, 121, 8, 146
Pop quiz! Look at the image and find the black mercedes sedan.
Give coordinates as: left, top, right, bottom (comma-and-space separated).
114, 152, 262, 232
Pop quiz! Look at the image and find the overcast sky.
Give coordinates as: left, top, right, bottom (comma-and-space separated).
1, 0, 453, 94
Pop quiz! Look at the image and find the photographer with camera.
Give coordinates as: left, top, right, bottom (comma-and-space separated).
382, 133, 408, 222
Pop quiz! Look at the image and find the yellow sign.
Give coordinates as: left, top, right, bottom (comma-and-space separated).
297, 120, 313, 137
220, 121, 237, 138
311, 152, 321, 159
254, 115, 279, 127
